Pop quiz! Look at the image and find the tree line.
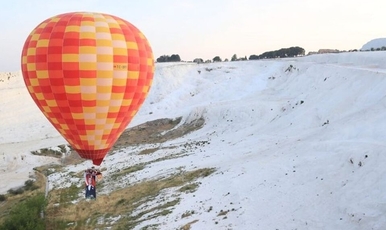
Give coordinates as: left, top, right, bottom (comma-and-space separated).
156, 46, 305, 63
249, 46, 305, 60
156, 54, 181, 62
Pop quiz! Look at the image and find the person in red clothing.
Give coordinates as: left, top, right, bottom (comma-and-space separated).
84, 167, 101, 199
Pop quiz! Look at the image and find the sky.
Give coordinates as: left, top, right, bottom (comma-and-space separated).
2, 51, 386, 229
1, 0, 386, 71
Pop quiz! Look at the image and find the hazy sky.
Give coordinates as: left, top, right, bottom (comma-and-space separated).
1, 0, 385, 71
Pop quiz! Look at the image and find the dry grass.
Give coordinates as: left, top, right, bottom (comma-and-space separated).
2, 116, 209, 229
179, 183, 199, 193
31, 145, 67, 158
114, 117, 183, 147
62, 116, 204, 163
138, 147, 159, 155
110, 163, 145, 180
0, 169, 46, 224
44, 168, 215, 230
179, 220, 199, 230
61, 150, 85, 166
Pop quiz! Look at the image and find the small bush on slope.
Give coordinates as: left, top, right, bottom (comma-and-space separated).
0, 193, 46, 230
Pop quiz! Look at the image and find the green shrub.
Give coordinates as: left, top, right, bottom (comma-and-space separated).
7, 187, 24, 195
0, 193, 46, 230
0, 194, 6, 202
24, 179, 39, 191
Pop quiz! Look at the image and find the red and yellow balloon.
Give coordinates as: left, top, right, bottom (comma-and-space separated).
21, 12, 154, 165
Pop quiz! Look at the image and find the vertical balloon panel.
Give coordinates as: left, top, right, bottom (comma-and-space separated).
21, 12, 154, 165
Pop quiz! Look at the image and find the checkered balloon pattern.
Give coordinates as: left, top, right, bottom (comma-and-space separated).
21, 12, 154, 165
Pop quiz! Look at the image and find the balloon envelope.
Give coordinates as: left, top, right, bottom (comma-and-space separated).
21, 12, 154, 165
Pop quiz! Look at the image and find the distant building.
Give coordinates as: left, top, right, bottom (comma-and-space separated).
318, 49, 339, 54
307, 51, 318, 55
307, 49, 340, 55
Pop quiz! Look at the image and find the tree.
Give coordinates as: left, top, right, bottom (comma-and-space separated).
249, 46, 305, 60
156, 55, 168, 62
212, 56, 222, 62
231, 54, 238, 61
156, 54, 181, 62
170, 54, 181, 62
239, 56, 247, 61
193, 58, 203, 64
249, 54, 259, 60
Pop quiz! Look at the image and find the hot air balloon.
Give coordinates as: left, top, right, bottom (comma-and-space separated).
21, 12, 154, 165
